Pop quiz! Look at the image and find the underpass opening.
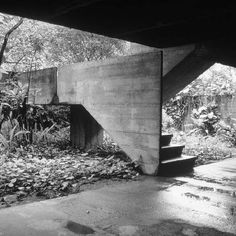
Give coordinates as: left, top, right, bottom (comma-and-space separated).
161, 63, 236, 176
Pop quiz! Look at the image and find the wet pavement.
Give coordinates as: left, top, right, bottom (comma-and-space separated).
0, 158, 236, 235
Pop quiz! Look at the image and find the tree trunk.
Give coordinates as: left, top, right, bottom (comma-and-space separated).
0, 18, 23, 66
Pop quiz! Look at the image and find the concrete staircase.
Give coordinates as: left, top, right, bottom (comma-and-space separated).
158, 134, 197, 176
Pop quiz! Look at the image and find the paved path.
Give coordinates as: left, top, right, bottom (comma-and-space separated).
0, 158, 236, 235
193, 157, 236, 186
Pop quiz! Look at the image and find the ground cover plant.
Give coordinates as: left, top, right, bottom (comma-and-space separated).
0, 142, 139, 208
0, 76, 139, 209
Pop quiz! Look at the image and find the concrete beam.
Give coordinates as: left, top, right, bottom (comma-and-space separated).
162, 40, 236, 103
163, 44, 195, 76
162, 45, 214, 103
127, 42, 195, 75
58, 52, 162, 175
127, 42, 203, 103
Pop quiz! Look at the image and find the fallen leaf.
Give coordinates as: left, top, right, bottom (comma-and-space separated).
8, 183, 14, 188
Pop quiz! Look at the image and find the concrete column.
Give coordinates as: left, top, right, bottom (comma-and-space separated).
70, 104, 103, 150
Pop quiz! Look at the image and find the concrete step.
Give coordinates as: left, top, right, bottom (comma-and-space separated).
160, 134, 173, 147
160, 144, 185, 161
161, 155, 197, 164
158, 155, 197, 176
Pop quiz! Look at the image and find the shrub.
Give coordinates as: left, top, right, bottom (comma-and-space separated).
0, 119, 29, 152
163, 95, 190, 129
162, 109, 174, 132
190, 104, 220, 135
0, 75, 70, 149
32, 124, 70, 145
215, 120, 236, 146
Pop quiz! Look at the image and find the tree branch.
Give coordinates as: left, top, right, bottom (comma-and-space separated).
0, 18, 23, 65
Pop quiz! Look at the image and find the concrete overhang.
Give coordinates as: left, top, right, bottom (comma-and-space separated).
0, 1, 236, 48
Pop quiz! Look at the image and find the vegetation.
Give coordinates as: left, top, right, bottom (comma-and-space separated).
163, 63, 236, 166
0, 13, 127, 72
164, 63, 236, 129
168, 129, 234, 166
0, 12, 128, 151
0, 144, 139, 208
0, 13, 139, 208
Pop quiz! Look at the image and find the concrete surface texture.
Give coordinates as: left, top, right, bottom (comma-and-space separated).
162, 46, 214, 103
0, 158, 236, 235
58, 51, 162, 175
18, 67, 58, 104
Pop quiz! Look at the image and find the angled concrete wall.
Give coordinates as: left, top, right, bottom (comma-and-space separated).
163, 44, 195, 75
127, 42, 195, 75
58, 52, 162, 175
127, 42, 204, 103
162, 46, 214, 103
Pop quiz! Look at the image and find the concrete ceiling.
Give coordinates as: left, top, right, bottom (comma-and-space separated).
1, 1, 236, 48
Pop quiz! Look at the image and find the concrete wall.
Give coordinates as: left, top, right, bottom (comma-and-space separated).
127, 42, 195, 75
58, 52, 162, 175
15, 68, 57, 104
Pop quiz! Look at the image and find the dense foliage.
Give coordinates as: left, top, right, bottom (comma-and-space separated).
163, 63, 236, 167
0, 13, 127, 72
163, 63, 236, 129
0, 12, 128, 152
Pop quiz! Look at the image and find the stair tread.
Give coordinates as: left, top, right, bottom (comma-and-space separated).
161, 144, 185, 149
161, 155, 197, 164
161, 133, 173, 137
